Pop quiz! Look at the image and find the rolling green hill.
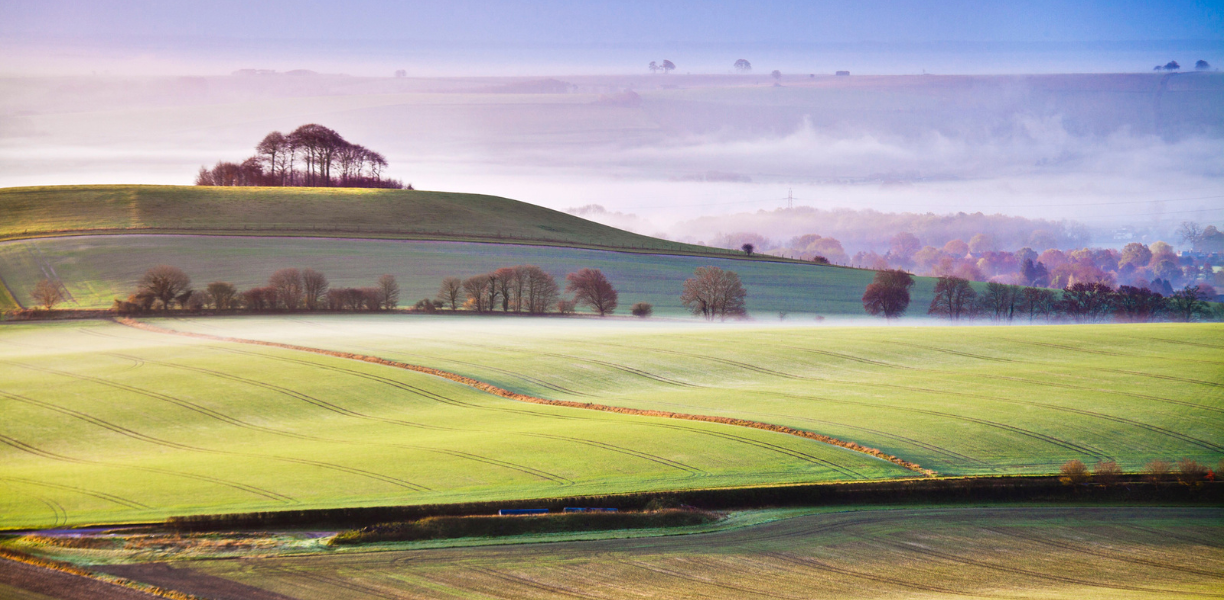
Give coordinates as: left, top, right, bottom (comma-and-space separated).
0, 185, 716, 254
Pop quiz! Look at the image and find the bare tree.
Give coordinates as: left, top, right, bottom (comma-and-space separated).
680, 266, 748, 321
206, 282, 237, 310
518, 266, 559, 313
979, 282, 1021, 322
302, 269, 329, 310
1178, 221, 1203, 248
1018, 287, 1056, 322
437, 277, 463, 310
566, 268, 619, 316
556, 299, 577, 314
139, 265, 192, 310
1093, 461, 1122, 486
928, 276, 976, 320
377, 274, 400, 310
1059, 282, 1114, 322
463, 276, 490, 312
31, 279, 65, 309
269, 268, 305, 309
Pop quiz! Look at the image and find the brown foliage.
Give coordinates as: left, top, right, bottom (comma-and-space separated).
269, 268, 304, 309
1058, 459, 1089, 486
567, 268, 619, 316
1175, 459, 1209, 486
206, 282, 237, 310
31, 279, 65, 309
1092, 460, 1122, 486
680, 266, 747, 320
1144, 460, 1172, 485
138, 265, 191, 310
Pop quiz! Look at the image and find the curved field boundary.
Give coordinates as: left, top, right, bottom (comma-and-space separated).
117, 318, 934, 476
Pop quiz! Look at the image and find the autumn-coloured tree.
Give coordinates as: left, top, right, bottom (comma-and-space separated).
1093, 461, 1122, 486
1175, 459, 1209, 486
437, 277, 463, 310
31, 279, 65, 309
1059, 459, 1089, 486
241, 286, 276, 310
269, 268, 304, 309
1144, 460, 1171, 486
463, 276, 490, 312
861, 269, 913, 319
680, 266, 747, 321
377, 275, 400, 310
302, 269, 329, 310
928, 276, 976, 320
139, 265, 191, 310
567, 268, 619, 316
206, 282, 237, 310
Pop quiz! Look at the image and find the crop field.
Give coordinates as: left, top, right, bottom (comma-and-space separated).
158, 315, 1224, 477
0, 320, 911, 529
97, 507, 1224, 599
0, 235, 893, 316
0, 185, 708, 253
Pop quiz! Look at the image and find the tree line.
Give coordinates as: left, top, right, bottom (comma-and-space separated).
195, 124, 407, 189
863, 269, 1217, 323
109, 265, 401, 314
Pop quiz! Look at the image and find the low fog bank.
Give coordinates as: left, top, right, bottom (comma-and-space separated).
0, 72, 1220, 243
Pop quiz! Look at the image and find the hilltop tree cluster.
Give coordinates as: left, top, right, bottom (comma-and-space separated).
195, 124, 406, 189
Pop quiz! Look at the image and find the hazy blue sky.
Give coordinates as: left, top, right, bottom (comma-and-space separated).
3, 1, 1222, 43
2, 1, 1221, 75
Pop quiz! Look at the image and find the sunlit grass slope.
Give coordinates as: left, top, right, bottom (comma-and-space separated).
145, 507, 1224, 600
162, 316, 1224, 476
0, 185, 714, 252
0, 321, 909, 529
0, 236, 889, 316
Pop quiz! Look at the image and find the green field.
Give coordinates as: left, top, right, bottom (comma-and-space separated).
0, 235, 889, 316
157, 316, 1224, 477
91, 507, 1224, 599
0, 320, 911, 529
0, 185, 712, 253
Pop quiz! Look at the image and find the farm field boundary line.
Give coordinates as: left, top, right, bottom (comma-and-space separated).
116, 318, 932, 476
0, 548, 202, 600
0, 229, 850, 269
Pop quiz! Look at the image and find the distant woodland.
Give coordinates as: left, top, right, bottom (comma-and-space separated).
196, 124, 406, 189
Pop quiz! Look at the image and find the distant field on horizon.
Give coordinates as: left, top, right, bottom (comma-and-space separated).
0, 235, 890, 316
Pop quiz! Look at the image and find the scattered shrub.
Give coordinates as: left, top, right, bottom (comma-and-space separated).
1092, 460, 1122, 486
557, 299, 577, 314
1145, 460, 1172, 486
331, 509, 719, 545
414, 298, 439, 312
1175, 459, 1209, 486
1058, 459, 1089, 486
631, 302, 653, 318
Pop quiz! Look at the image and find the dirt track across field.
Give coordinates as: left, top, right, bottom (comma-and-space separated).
0, 557, 163, 599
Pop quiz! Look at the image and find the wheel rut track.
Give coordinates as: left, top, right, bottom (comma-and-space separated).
99, 356, 572, 485
0, 378, 429, 492
117, 319, 933, 476
0, 431, 296, 503
877, 540, 1224, 597
981, 526, 1224, 578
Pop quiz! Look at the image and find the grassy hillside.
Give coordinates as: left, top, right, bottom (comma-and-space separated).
160, 316, 1224, 477
0, 321, 908, 528
0, 236, 891, 316
0, 185, 719, 255
103, 507, 1224, 599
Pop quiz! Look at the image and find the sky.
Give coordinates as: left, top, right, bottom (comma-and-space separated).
1, 1, 1221, 248
2, 1, 1222, 75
